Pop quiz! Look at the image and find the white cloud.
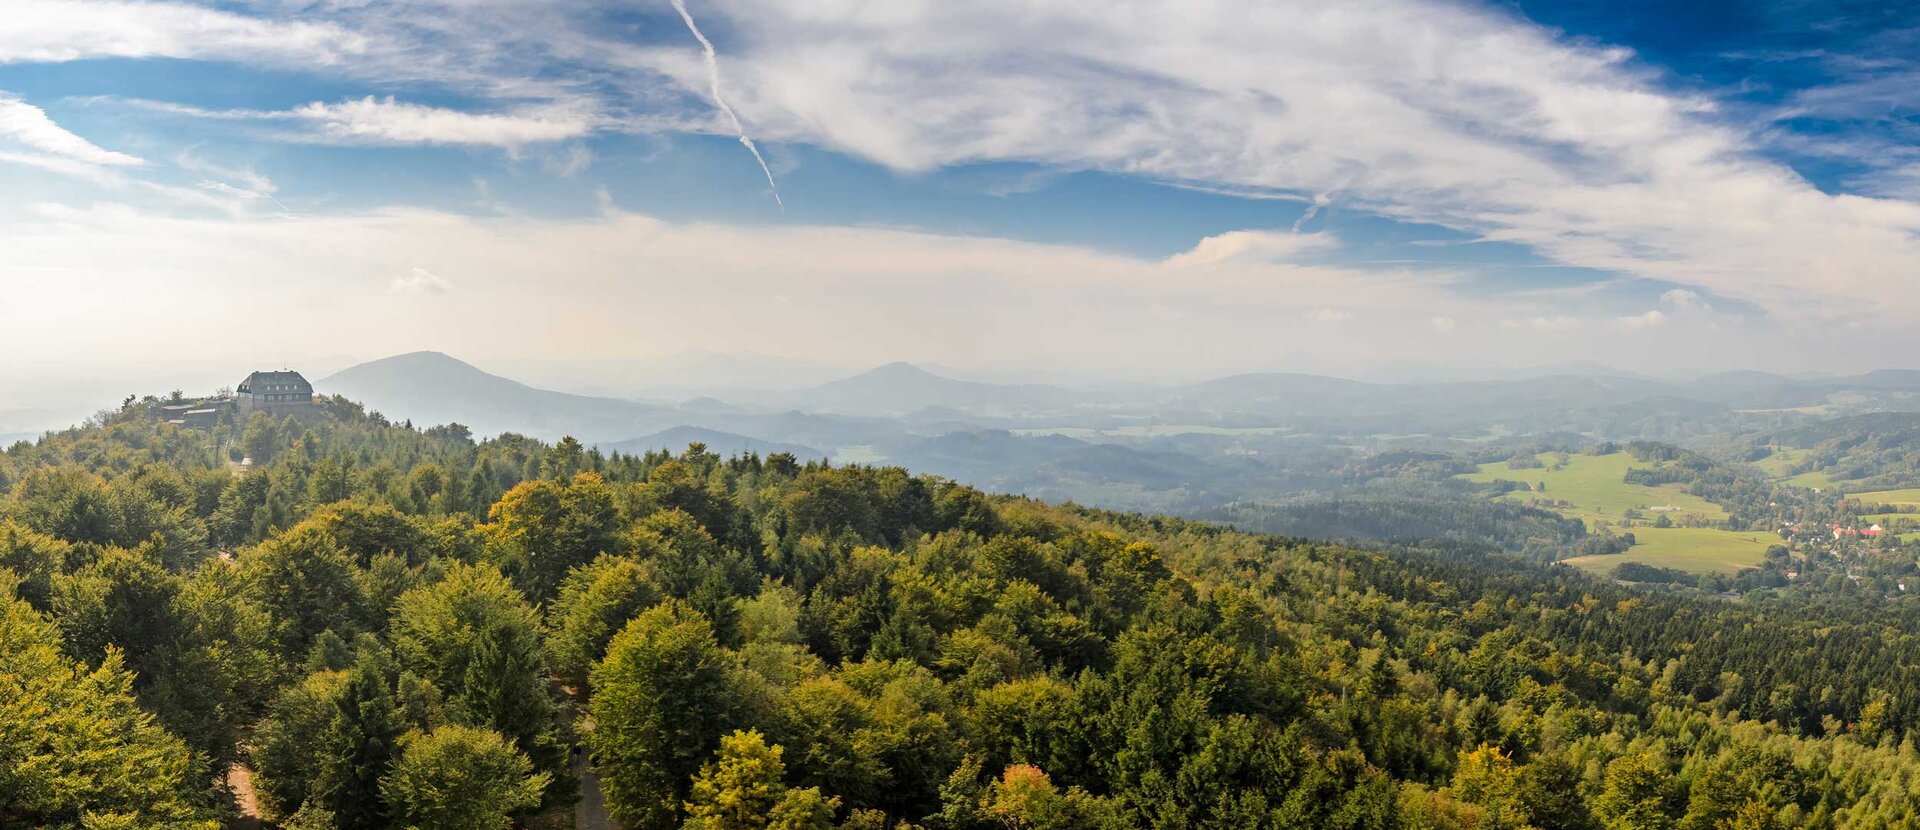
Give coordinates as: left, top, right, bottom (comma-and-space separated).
1616, 309, 1666, 329
0, 204, 1496, 374
176, 152, 276, 196
1500, 315, 1582, 331
3, 202, 1910, 376
1166, 230, 1337, 267
1659, 288, 1710, 313
1614, 287, 1722, 329
291, 97, 595, 149
1311, 308, 1353, 323
109, 95, 599, 150
391, 266, 454, 295
9, 0, 1920, 340
0, 0, 366, 65
609, 0, 1920, 319
1431, 316, 1456, 333
0, 93, 142, 167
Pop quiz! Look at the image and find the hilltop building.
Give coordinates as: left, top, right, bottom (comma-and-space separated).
152, 368, 320, 429
236, 370, 316, 417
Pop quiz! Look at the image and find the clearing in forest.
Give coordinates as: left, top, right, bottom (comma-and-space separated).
1559, 527, 1777, 576
1849, 488, 1920, 508
1460, 452, 1726, 523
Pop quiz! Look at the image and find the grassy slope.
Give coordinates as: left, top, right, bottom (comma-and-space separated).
1561, 528, 1778, 576
1753, 447, 1851, 490
1850, 488, 1920, 508
1462, 452, 1771, 575
1752, 447, 1813, 478
1784, 471, 1838, 489
1462, 452, 1726, 523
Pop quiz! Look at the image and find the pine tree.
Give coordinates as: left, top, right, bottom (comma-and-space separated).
313, 637, 402, 830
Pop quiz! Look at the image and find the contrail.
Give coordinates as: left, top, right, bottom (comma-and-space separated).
1292, 191, 1331, 232
670, 0, 783, 210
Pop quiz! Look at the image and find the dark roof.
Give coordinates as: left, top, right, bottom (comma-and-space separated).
238, 370, 312, 394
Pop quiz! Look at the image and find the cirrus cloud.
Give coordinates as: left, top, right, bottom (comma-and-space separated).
0, 0, 367, 66
0, 93, 142, 167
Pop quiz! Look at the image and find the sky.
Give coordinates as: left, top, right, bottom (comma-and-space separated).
4, 0, 1920, 414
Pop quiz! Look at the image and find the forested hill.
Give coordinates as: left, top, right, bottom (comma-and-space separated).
12, 397, 1920, 828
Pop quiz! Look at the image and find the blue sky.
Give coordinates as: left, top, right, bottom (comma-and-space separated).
2, 0, 1918, 393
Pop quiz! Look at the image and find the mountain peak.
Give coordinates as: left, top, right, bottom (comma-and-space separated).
316, 351, 668, 440
863, 361, 940, 378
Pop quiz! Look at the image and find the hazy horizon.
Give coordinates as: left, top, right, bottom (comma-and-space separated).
5, 346, 1915, 439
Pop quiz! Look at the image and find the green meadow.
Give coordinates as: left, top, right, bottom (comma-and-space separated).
1850, 488, 1920, 508
1751, 447, 1851, 490
1752, 447, 1814, 478
1463, 452, 1773, 575
1462, 452, 1726, 523
1560, 527, 1779, 576
1784, 470, 1839, 489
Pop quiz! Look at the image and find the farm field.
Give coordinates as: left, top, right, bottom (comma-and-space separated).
1560, 527, 1778, 576
1860, 512, 1919, 526
1850, 488, 1920, 508
1755, 448, 1851, 489
1463, 452, 1774, 575
1784, 470, 1839, 489
1752, 447, 1814, 478
1461, 452, 1726, 523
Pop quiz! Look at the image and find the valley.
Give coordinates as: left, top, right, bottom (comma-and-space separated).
256, 351, 1920, 587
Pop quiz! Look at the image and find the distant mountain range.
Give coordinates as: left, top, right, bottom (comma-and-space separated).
316, 352, 900, 453
317, 351, 1920, 450
5, 349, 1918, 520
596, 426, 824, 460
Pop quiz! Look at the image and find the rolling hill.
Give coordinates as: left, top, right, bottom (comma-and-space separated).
785, 362, 1081, 416
318, 351, 677, 442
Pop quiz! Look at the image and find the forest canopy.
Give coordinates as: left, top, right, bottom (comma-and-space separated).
8, 396, 1920, 828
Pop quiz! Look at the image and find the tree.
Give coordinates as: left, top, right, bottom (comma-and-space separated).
484, 472, 623, 602
49, 546, 180, 684
978, 764, 1125, 830
380, 724, 549, 830
546, 553, 661, 694
783, 468, 881, 542
968, 677, 1083, 785
589, 601, 742, 830
390, 563, 559, 772
144, 559, 280, 770
1593, 754, 1674, 830
682, 730, 837, 830
242, 412, 285, 464
250, 669, 350, 822
1722, 801, 1778, 830
1516, 754, 1595, 830
1448, 745, 1528, 830
312, 637, 405, 830
241, 525, 368, 655
6, 466, 119, 546
303, 502, 436, 566
0, 583, 216, 829
0, 519, 72, 610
